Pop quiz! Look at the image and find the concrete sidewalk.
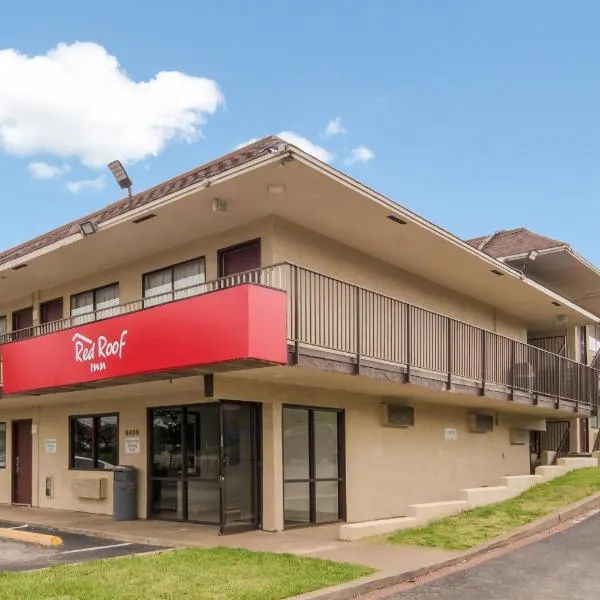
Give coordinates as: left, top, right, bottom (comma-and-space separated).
0, 505, 461, 572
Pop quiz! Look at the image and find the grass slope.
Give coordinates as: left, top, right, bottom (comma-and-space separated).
0, 547, 374, 600
387, 467, 600, 550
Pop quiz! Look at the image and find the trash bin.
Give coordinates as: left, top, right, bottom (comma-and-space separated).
113, 465, 137, 521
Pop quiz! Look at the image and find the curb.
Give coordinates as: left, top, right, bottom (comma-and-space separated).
0, 528, 63, 547
293, 490, 600, 600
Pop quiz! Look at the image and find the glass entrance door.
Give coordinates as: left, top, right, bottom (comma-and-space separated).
220, 402, 261, 533
149, 402, 260, 533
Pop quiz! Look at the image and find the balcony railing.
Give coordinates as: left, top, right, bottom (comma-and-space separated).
1, 263, 598, 407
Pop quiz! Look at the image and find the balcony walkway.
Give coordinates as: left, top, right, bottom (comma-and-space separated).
1, 263, 597, 412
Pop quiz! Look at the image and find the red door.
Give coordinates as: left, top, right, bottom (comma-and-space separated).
12, 421, 32, 505
218, 239, 261, 277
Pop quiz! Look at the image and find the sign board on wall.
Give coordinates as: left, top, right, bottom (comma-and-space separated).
45, 439, 57, 454
444, 428, 458, 442
124, 428, 141, 454
1, 285, 287, 394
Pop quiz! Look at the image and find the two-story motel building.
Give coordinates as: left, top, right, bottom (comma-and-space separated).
0, 136, 597, 534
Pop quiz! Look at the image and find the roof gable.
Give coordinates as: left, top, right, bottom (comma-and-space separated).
466, 228, 566, 258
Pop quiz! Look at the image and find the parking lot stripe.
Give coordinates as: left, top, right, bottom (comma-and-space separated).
60, 542, 133, 555
7, 525, 28, 530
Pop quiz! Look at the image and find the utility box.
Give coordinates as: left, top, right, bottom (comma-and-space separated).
113, 465, 137, 521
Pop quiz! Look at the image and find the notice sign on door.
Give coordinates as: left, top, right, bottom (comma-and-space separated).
124, 429, 140, 454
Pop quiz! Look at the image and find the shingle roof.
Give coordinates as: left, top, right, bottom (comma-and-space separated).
466, 228, 566, 259
0, 135, 283, 267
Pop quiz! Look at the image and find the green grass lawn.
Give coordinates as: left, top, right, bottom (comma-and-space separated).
0, 547, 374, 600
386, 467, 600, 551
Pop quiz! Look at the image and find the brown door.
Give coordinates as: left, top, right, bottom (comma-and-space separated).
12, 306, 33, 340
580, 418, 590, 453
40, 298, 63, 332
218, 239, 261, 278
12, 421, 32, 505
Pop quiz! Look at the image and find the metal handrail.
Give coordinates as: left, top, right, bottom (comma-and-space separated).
0, 261, 598, 406
0, 262, 289, 344
551, 428, 570, 465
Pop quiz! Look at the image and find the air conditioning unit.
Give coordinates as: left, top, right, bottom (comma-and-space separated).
468, 413, 494, 433
382, 403, 414, 428
510, 428, 529, 445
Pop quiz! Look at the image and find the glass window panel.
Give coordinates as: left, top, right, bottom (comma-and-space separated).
151, 480, 184, 520
97, 416, 118, 469
72, 417, 94, 469
284, 482, 311, 526
314, 411, 339, 479
186, 405, 220, 479
0, 423, 5, 468
71, 291, 94, 324
315, 481, 340, 523
283, 408, 310, 481
151, 409, 183, 477
174, 260, 205, 300
95, 284, 120, 319
144, 269, 173, 306
187, 480, 220, 524
0, 316, 6, 337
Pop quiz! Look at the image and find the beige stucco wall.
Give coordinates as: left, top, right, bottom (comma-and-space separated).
0, 216, 527, 346
0, 374, 531, 527
0, 217, 277, 332
271, 218, 527, 340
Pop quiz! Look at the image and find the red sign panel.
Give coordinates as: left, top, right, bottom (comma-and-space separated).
2, 285, 287, 394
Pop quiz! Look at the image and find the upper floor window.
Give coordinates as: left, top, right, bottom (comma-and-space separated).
0, 316, 6, 339
143, 258, 205, 307
71, 283, 120, 325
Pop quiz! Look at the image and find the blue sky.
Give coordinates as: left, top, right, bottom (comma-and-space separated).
1, 1, 599, 261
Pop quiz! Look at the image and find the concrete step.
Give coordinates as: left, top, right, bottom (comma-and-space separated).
557, 457, 598, 469
460, 485, 514, 508
339, 516, 418, 541
535, 465, 569, 480
501, 474, 543, 493
408, 500, 469, 522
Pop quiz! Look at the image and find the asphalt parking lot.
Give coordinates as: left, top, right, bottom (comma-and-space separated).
0, 521, 164, 572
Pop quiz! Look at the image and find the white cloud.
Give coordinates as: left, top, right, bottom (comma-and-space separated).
346, 146, 375, 164
27, 161, 70, 179
65, 175, 106, 195
0, 42, 224, 168
322, 117, 346, 138
277, 131, 333, 162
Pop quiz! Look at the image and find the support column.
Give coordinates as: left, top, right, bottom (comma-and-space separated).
262, 401, 284, 532
569, 418, 581, 454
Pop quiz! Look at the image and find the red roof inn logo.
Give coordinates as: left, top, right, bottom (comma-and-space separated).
72, 330, 128, 373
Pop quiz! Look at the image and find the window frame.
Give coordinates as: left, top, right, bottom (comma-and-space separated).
0, 422, 6, 469
217, 238, 261, 278
282, 405, 346, 528
70, 283, 120, 323
142, 256, 206, 305
69, 413, 120, 471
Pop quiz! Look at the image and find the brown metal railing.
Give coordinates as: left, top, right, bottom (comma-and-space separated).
551, 427, 571, 465
1, 262, 598, 407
